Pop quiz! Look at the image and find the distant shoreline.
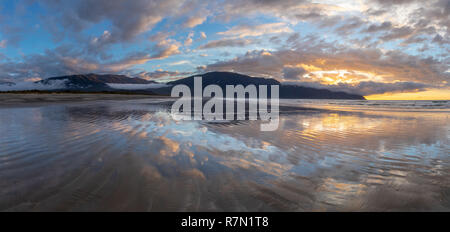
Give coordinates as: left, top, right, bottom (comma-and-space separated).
0, 92, 172, 107
0, 90, 168, 95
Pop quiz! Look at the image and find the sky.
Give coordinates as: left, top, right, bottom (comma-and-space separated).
0, 0, 448, 99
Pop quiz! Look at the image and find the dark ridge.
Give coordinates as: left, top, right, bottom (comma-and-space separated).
168, 71, 280, 86
158, 71, 366, 100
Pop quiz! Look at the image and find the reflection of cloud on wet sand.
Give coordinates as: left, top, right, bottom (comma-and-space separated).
0, 100, 449, 211
157, 136, 180, 157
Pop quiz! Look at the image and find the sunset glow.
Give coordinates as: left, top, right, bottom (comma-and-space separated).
366, 88, 450, 100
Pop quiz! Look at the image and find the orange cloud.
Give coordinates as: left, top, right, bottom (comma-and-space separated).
366, 88, 450, 100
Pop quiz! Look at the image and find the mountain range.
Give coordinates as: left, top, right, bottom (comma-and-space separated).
1, 72, 365, 100
38, 74, 157, 91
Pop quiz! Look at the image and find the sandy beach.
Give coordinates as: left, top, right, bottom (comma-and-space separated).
0, 98, 448, 211
0, 93, 170, 107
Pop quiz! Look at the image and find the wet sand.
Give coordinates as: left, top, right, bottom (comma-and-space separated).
0, 99, 449, 211
0, 93, 171, 107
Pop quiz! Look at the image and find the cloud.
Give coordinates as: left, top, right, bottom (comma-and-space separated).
334, 17, 365, 35
39, 0, 185, 42
216, 0, 337, 22
169, 60, 190, 66
199, 33, 449, 95
101, 54, 153, 73
215, 0, 449, 48
369, 0, 421, 6
184, 32, 194, 46
24, 77, 42, 82
286, 80, 430, 95
204, 39, 449, 84
286, 33, 300, 44
351, 81, 429, 95
148, 31, 174, 42
217, 22, 293, 38
136, 69, 192, 80
98, 40, 181, 72
432, 34, 450, 45
200, 32, 207, 39
150, 39, 181, 59
0, 0, 447, 90
282, 67, 307, 80
380, 26, 415, 41
0, 48, 95, 81
199, 50, 282, 77
0, 39, 181, 81
363, 21, 393, 33
183, 15, 207, 28
198, 38, 254, 49
87, 30, 114, 54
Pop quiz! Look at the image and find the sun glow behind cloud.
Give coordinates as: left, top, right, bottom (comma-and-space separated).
366, 88, 450, 100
